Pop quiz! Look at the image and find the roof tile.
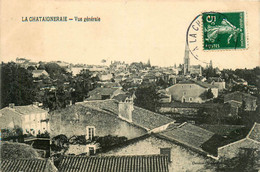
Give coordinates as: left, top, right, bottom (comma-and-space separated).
58, 155, 169, 172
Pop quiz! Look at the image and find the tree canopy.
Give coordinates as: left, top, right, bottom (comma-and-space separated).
134, 83, 159, 112
1, 62, 36, 108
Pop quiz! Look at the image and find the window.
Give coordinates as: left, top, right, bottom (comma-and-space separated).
89, 147, 95, 155
183, 92, 186, 95
160, 148, 171, 162
86, 126, 95, 140
189, 97, 193, 101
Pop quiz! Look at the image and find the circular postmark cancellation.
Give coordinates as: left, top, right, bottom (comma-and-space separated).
186, 11, 247, 63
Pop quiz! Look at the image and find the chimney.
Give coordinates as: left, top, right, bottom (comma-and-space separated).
9, 103, 15, 108
160, 148, 171, 162
118, 97, 134, 122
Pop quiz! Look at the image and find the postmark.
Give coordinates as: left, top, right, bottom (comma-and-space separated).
202, 11, 246, 50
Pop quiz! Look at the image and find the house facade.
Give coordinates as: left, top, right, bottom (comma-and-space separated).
0, 104, 49, 135
166, 80, 218, 103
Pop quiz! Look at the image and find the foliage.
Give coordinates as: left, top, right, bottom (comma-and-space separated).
44, 63, 68, 80
134, 83, 159, 112
93, 135, 127, 152
206, 88, 214, 99
1, 62, 36, 108
37, 131, 50, 138
69, 135, 89, 145
203, 67, 219, 79
27, 66, 36, 71
1, 126, 24, 142
71, 69, 97, 102
51, 134, 69, 152
197, 103, 239, 125
156, 78, 168, 89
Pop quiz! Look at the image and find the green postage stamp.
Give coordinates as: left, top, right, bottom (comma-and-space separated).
202, 11, 246, 50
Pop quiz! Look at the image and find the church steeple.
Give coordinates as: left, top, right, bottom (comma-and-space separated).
183, 43, 190, 75
147, 58, 151, 67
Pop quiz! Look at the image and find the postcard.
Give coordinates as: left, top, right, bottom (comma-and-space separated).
0, 0, 259, 171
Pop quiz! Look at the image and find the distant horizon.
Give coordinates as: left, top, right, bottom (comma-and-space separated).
2, 56, 259, 70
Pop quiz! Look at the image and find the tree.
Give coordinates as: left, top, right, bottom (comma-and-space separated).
72, 69, 94, 102
51, 134, 69, 152
44, 62, 67, 80
134, 83, 159, 112
93, 135, 127, 152
27, 66, 36, 71
203, 67, 219, 79
206, 88, 214, 99
1, 62, 36, 108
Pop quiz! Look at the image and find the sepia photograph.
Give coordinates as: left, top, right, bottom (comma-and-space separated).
0, 0, 259, 171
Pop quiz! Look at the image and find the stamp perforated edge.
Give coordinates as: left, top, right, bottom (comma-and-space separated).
201, 10, 249, 52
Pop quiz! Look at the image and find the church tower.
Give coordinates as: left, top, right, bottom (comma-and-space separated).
183, 43, 190, 75
147, 58, 151, 67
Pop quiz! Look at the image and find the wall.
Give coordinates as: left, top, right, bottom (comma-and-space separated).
212, 82, 225, 91
218, 138, 260, 159
50, 107, 147, 139
166, 84, 206, 103
102, 136, 209, 172
0, 109, 22, 130
23, 112, 49, 135
158, 107, 198, 115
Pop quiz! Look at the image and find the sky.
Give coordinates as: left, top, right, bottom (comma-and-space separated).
0, 0, 259, 69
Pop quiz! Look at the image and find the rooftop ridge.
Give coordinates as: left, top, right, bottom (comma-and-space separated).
62, 154, 168, 158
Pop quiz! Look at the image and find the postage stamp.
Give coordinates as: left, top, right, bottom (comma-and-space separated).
202, 11, 246, 50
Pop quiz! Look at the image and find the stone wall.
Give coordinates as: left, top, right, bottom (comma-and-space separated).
218, 138, 260, 159
102, 135, 209, 172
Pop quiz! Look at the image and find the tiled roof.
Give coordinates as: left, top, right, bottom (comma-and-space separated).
112, 94, 131, 102
79, 100, 174, 130
1, 159, 56, 172
177, 80, 217, 89
87, 88, 123, 100
224, 91, 257, 102
58, 155, 169, 172
0, 107, 21, 116
199, 124, 245, 136
132, 106, 174, 129
248, 123, 260, 142
13, 105, 47, 114
159, 122, 214, 152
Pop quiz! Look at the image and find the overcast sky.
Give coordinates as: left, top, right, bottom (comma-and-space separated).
1, 0, 259, 69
